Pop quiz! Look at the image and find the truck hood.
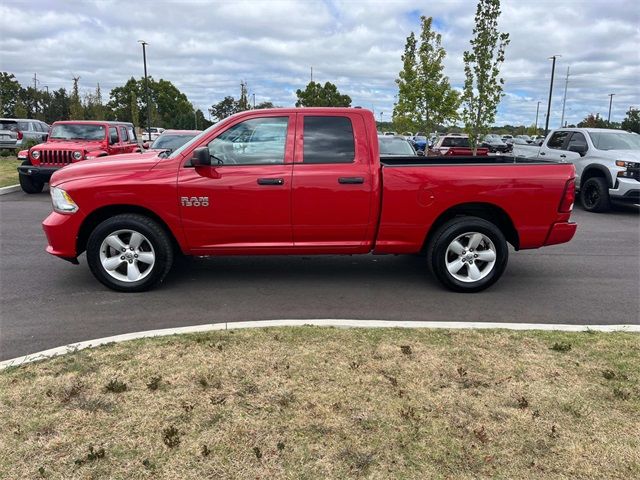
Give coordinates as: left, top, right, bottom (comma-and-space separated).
594, 149, 640, 161
50, 151, 162, 187
34, 140, 106, 151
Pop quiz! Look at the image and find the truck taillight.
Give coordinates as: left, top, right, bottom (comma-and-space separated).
16, 130, 23, 140
559, 178, 575, 213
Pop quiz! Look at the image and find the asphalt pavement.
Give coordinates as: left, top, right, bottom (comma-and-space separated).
1, 190, 638, 360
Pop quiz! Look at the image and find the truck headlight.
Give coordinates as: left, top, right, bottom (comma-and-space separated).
31, 150, 40, 159
73, 151, 83, 160
51, 187, 78, 214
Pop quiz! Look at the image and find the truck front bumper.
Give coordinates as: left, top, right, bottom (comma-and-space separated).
18, 165, 59, 183
610, 178, 640, 205
544, 222, 577, 246
42, 211, 85, 262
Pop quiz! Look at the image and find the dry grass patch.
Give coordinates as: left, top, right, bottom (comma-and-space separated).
1, 327, 639, 479
0, 155, 20, 187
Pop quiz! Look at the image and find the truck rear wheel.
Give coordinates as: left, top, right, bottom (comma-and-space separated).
18, 160, 44, 194
86, 214, 174, 292
427, 217, 508, 293
580, 177, 611, 212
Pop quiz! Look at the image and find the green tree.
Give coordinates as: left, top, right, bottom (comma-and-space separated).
69, 76, 84, 120
461, 0, 510, 154
621, 108, 640, 134
0, 72, 22, 117
393, 17, 460, 134
107, 77, 140, 122
255, 101, 275, 109
577, 113, 608, 128
209, 96, 241, 121
295, 81, 351, 107
47, 88, 70, 122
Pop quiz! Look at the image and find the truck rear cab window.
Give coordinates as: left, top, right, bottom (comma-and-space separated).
547, 131, 570, 149
303, 116, 355, 164
119, 126, 129, 143
207, 116, 288, 165
127, 126, 136, 142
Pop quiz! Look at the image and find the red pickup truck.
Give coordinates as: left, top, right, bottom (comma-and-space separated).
43, 108, 577, 293
17, 120, 141, 193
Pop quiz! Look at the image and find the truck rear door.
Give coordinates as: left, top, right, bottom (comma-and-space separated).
291, 113, 374, 251
539, 130, 580, 163
178, 114, 295, 251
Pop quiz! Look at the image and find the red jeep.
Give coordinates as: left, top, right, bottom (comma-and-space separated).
17, 120, 141, 193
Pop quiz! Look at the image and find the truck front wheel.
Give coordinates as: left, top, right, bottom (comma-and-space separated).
580, 177, 611, 212
427, 217, 508, 293
86, 214, 174, 292
18, 160, 44, 194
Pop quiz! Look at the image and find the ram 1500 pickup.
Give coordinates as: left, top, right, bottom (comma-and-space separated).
43, 108, 577, 293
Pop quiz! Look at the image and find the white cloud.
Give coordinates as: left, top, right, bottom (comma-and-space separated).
1, 0, 638, 126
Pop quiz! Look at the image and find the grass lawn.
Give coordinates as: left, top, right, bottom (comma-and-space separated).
1, 327, 638, 479
0, 155, 21, 187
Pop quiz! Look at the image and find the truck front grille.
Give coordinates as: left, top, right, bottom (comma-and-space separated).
39, 150, 74, 166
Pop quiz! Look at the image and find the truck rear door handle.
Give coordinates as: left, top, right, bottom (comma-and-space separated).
560, 154, 566, 158
338, 177, 364, 184
257, 178, 284, 185
539, 152, 546, 156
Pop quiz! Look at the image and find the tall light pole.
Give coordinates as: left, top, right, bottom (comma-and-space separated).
560, 66, 570, 127
544, 55, 561, 136
138, 40, 151, 141
607, 93, 615, 124
535, 101, 541, 132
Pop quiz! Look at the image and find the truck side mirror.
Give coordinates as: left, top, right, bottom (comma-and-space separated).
191, 147, 211, 167
568, 144, 587, 156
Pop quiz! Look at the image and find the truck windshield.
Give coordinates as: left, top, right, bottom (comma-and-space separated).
151, 134, 198, 151
50, 124, 105, 140
588, 132, 640, 150
169, 120, 225, 159
442, 137, 470, 147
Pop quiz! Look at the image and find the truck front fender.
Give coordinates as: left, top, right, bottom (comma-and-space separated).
85, 150, 108, 160
17, 149, 28, 160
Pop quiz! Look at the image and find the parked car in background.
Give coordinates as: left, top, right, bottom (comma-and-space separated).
501, 134, 513, 142
512, 128, 640, 212
383, 131, 397, 136
516, 135, 533, 144
0, 119, 20, 149
145, 129, 202, 154
41, 107, 576, 293
411, 135, 428, 152
141, 127, 164, 141
481, 134, 511, 153
432, 134, 489, 156
378, 135, 419, 156
17, 120, 142, 194
506, 137, 530, 146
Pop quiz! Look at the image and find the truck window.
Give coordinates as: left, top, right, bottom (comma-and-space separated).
207, 117, 288, 165
547, 131, 570, 149
109, 127, 119, 145
303, 116, 354, 164
567, 132, 588, 151
119, 126, 129, 143
127, 126, 136, 142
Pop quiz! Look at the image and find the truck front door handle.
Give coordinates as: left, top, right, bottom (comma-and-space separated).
539, 152, 546, 156
338, 177, 364, 184
560, 154, 567, 158
257, 178, 284, 185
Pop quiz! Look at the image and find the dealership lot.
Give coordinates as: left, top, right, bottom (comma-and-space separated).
0, 191, 638, 361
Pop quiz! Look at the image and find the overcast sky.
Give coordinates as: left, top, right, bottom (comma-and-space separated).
1, 0, 639, 127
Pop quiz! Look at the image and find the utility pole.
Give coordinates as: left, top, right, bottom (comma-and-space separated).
310, 66, 313, 83
535, 101, 541, 132
138, 40, 151, 141
560, 66, 570, 128
194, 110, 197, 129
544, 55, 561, 136
33, 73, 39, 115
252, 93, 256, 108
607, 93, 615, 124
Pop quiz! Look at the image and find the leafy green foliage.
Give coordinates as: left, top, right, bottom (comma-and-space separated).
621, 108, 639, 133
393, 17, 460, 134
295, 81, 351, 107
0, 72, 22, 117
461, 0, 510, 154
577, 113, 609, 128
209, 95, 243, 121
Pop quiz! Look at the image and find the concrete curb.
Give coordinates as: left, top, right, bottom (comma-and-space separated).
1, 319, 638, 370
0, 184, 20, 195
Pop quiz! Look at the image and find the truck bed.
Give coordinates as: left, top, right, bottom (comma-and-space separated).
380, 155, 554, 166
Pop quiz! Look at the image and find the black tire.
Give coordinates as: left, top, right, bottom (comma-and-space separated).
86, 214, 174, 292
580, 177, 611, 213
427, 216, 509, 293
18, 160, 45, 194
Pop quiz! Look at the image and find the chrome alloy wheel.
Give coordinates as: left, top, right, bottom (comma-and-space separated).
445, 232, 497, 283
99, 229, 156, 283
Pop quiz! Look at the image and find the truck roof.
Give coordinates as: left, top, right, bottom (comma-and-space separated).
554, 127, 628, 134
52, 120, 134, 127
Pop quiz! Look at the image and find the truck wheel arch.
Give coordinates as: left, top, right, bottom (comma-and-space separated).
580, 164, 613, 189
76, 205, 183, 256
422, 202, 519, 252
